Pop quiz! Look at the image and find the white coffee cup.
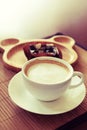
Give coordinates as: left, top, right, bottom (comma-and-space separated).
22, 56, 84, 101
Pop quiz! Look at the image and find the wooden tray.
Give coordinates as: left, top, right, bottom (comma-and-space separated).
0, 35, 78, 72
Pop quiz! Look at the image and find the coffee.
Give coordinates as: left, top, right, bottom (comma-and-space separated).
25, 59, 69, 84
22, 57, 84, 101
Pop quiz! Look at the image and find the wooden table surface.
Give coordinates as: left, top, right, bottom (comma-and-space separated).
0, 45, 87, 130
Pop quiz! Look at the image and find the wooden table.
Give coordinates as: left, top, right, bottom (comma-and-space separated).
0, 45, 87, 130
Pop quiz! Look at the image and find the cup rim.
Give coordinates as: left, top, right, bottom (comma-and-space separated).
22, 56, 73, 85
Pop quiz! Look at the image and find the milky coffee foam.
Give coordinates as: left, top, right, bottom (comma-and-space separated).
25, 60, 69, 84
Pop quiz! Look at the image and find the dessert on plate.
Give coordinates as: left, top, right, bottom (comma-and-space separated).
23, 42, 62, 60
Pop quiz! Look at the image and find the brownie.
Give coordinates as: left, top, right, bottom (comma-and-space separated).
23, 42, 62, 60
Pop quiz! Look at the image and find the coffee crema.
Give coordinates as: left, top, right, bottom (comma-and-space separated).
25, 60, 69, 84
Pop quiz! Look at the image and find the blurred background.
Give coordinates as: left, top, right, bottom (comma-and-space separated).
0, 0, 87, 49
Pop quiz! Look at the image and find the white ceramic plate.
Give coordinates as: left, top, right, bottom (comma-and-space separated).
8, 72, 86, 115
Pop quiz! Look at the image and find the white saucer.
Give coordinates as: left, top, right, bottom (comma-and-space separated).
8, 72, 86, 115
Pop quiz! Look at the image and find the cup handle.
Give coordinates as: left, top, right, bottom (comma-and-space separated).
70, 71, 84, 88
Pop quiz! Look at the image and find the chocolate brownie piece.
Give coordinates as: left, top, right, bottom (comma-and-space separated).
23, 42, 62, 60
